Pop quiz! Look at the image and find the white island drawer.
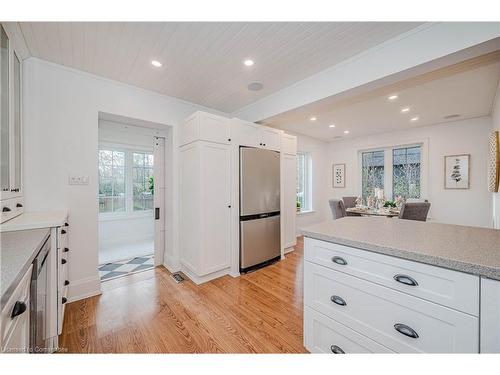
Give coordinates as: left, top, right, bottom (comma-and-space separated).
305, 307, 394, 353
304, 237, 479, 315
304, 262, 479, 353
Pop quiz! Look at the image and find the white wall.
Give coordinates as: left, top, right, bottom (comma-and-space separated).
327, 117, 493, 228
492, 81, 500, 229
22, 58, 226, 301
293, 133, 329, 231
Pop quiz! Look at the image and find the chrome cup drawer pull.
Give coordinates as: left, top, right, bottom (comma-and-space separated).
394, 323, 419, 339
330, 345, 345, 354
331, 256, 347, 266
330, 295, 347, 306
393, 274, 418, 286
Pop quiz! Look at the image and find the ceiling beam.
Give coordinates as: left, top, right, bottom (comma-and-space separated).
232, 22, 500, 123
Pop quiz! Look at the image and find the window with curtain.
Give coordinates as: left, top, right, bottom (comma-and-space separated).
98, 148, 154, 214
297, 152, 312, 212
98, 150, 126, 213
133, 152, 154, 211
361, 150, 385, 199
392, 146, 421, 199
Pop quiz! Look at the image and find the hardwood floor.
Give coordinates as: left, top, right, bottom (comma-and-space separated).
59, 237, 307, 353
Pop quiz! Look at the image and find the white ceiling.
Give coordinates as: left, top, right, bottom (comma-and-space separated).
263, 58, 500, 142
17, 22, 422, 113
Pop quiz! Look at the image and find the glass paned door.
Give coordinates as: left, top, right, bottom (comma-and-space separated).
13, 52, 21, 191
0, 26, 9, 193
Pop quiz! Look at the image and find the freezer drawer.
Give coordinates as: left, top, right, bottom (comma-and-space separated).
240, 214, 281, 271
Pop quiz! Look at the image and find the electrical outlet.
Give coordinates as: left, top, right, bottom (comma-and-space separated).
68, 175, 89, 185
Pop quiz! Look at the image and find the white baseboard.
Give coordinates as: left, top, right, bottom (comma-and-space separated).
181, 266, 230, 285
68, 275, 102, 303
163, 253, 181, 273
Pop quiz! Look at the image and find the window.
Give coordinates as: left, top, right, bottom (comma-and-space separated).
133, 152, 154, 211
359, 144, 423, 200
99, 150, 126, 213
98, 148, 154, 214
393, 146, 421, 199
361, 150, 384, 199
297, 152, 312, 212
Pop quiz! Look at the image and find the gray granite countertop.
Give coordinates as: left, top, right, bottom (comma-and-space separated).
301, 217, 500, 280
1, 228, 50, 306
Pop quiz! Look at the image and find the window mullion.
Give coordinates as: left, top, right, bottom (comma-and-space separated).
126, 151, 133, 213
386, 148, 393, 200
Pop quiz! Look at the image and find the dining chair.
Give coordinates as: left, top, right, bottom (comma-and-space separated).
342, 196, 361, 217
329, 199, 347, 220
398, 202, 431, 222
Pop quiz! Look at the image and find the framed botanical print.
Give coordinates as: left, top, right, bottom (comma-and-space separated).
333, 163, 345, 188
444, 154, 470, 189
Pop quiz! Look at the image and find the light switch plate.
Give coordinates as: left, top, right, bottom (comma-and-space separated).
68, 175, 89, 185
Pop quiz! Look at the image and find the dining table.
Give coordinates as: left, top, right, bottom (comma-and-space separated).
346, 206, 400, 218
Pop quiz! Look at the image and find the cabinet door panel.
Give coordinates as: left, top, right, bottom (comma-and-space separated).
12, 51, 21, 193
199, 113, 230, 145
260, 127, 281, 151
0, 26, 9, 194
230, 119, 259, 147
200, 143, 231, 275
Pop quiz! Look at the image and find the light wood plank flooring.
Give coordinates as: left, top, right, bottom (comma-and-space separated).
59, 237, 306, 353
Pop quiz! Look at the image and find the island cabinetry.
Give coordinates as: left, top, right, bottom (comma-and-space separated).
480, 277, 500, 353
304, 237, 480, 353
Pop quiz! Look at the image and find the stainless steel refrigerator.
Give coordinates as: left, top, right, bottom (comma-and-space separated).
239, 147, 281, 273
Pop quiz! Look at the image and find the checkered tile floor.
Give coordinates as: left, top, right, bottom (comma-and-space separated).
99, 254, 155, 281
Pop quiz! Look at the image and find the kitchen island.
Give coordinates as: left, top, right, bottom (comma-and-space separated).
301, 217, 500, 354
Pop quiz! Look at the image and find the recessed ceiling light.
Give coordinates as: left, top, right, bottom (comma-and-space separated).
388, 95, 398, 101
151, 60, 162, 67
244, 59, 254, 66
343, 130, 350, 134
401, 107, 410, 113
410, 117, 419, 122
329, 124, 336, 128
310, 117, 317, 122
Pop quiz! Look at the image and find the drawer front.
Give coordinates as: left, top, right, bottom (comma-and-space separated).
305, 306, 394, 353
1, 197, 23, 223
304, 262, 479, 353
1, 265, 32, 345
304, 238, 479, 315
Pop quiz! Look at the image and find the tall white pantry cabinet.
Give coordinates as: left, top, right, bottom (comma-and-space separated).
179, 111, 297, 284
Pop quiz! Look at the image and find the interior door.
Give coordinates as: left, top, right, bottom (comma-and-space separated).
153, 136, 166, 266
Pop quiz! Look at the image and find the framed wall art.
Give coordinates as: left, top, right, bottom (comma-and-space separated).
332, 163, 345, 188
444, 154, 470, 189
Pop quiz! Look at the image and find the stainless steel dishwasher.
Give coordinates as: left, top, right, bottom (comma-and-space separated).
30, 235, 50, 353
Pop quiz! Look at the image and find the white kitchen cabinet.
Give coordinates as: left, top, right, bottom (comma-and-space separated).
229, 118, 260, 147
304, 237, 482, 353
1, 264, 32, 353
259, 126, 281, 151
180, 141, 231, 283
179, 111, 230, 146
1, 24, 23, 222
480, 277, 500, 353
282, 153, 297, 250
229, 118, 281, 151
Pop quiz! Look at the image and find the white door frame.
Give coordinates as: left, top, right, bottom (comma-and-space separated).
154, 136, 166, 266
